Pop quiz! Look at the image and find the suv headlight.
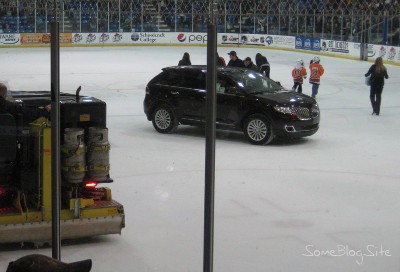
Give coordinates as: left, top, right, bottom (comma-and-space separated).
311, 104, 320, 117
274, 106, 298, 120
274, 105, 314, 120
273, 106, 292, 114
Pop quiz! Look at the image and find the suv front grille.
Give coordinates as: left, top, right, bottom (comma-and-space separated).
293, 107, 311, 120
292, 105, 319, 121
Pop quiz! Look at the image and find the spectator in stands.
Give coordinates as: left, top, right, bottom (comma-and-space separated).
0, 83, 51, 123
178, 52, 191, 66
243, 57, 258, 71
227, 51, 245, 67
365, 57, 389, 115
255, 53, 270, 78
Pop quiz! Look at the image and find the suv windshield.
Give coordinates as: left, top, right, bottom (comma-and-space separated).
228, 69, 283, 94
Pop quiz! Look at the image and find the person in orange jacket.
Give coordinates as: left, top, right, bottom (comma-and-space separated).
309, 56, 324, 98
292, 59, 307, 93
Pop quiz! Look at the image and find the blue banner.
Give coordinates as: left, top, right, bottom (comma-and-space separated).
295, 36, 321, 51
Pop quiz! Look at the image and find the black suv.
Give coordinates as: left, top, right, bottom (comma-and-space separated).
144, 66, 320, 145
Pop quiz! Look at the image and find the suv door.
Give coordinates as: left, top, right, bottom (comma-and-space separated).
172, 69, 206, 123
215, 74, 243, 128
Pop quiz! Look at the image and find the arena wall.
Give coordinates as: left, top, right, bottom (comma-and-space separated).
1, 32, 399, 65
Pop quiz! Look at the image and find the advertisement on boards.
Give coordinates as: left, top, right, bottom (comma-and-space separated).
264, 35, 295, 48
239, 34, 265, 46
321, 39, 349, 54
220, 34, 240, 45
219, 34, 295, 48
368, 44, 399, 62
20, 33, 72, 45
295, 36, 321, 51
0, 33, 20, 45
176, 33, 207, 44
73, 32, 129, 44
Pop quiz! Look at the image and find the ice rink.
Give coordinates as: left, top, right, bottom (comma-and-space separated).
1, 45, 400, 272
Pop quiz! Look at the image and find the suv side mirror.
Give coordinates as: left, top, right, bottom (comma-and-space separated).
226, 86, 243, 96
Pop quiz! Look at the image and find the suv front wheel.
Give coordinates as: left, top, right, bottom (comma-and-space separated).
244, 114, 274, 145
152, 105, 178, 134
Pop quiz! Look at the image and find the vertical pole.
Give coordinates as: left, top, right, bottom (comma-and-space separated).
50, 0, 61, 261
296, 3, 300, 36
17, 0, 20, 33
191, 3, 193, 32
118, 0, 121, 32
322, 9, 324, 39
224, 2, 226, 33
79, 2, 81, 32
313, 9, 315, 37
340, 10, 343, 41
288, 7, 290, 36
158, 1, 161, 32
34, 0, 37, 33
174, 0, 177, 32
130, 1, 133, 32
96, 1, 99, 32
239, 2, 242, 34
330, 11, 333, 39
204, 2, 217, 272
383, 11, 388, 45
253, 0, 256, 34
304, 9, 307, 36
61, 0, 64, 32
45, 2, 48, 33
141, 3, 144, 32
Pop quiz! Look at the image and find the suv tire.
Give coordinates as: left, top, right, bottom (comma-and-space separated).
152, 105, 178, 134
244, 114, 274, 145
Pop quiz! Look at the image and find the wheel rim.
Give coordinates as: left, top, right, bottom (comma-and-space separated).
155, 109, 171, 129
247, 119, 268, 142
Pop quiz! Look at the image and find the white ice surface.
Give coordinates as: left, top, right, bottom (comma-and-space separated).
1, 46, 400, 272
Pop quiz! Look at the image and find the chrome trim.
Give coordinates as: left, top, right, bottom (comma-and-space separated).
284, 125, 296, 132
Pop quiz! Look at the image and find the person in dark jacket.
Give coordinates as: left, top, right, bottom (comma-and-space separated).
0, 83, 51, 123
227, 51, 245, 67
365, 57, 389, 115
255, 53, 270, 78
243, 57, 258, 71
178, 52, 191, 66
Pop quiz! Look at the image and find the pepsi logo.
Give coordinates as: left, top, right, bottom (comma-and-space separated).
177, 34, 186, 42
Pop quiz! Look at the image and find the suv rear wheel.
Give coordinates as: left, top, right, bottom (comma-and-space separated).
244, 114, 274, 145
152, 105, 178, 133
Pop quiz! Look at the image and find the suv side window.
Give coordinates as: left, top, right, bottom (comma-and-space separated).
179, 70, 206, 89
217, 75, 236, 94
155, 70, 183, 86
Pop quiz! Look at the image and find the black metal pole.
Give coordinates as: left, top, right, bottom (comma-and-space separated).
203, 18, 217, 272
50, 19, 61, 260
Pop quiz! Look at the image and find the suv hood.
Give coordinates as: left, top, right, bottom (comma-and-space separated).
253, 90, 316, 106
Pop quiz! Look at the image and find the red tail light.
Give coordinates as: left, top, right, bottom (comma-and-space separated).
0, 188, 5, 198
85, 182, 97, 188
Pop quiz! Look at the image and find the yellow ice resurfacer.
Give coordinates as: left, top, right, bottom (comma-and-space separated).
0, 91, 124, 244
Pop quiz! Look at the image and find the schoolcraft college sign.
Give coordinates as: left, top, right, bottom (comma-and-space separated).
0, 34, 20, 45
